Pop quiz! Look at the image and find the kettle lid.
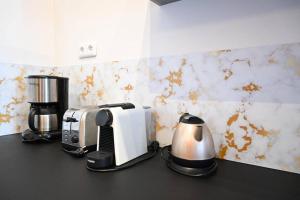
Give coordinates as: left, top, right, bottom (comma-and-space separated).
179, 113, 205, 124
26, 75, 68, 80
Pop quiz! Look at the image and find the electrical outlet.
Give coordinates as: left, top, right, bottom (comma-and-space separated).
79, 43, 97, 59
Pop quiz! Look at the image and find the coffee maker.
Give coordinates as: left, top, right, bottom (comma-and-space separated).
22, 75, 68, 142
86, 103, 159, 171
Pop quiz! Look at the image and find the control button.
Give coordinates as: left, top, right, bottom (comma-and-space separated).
64, 134, 68, 138
71, 135, 79, 143
71, 130, 79, 135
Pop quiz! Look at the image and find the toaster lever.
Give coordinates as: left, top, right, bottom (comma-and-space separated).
64, 117, 78, 123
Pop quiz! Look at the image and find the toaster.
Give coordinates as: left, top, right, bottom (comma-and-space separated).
62, 106, 99, 156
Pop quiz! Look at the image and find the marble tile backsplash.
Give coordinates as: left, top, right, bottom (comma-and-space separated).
0, 42, 300, 173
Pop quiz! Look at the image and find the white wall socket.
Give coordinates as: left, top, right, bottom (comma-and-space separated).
79, 43, 97, 59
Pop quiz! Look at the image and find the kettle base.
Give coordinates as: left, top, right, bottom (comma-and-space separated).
167, 158, 217, 177
162, 146, 217, 177
21, 129, 61, 143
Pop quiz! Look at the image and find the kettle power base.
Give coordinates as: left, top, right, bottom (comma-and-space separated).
21, 129, 62, 143
162, 146, 217, 177
166, 159, 217, 177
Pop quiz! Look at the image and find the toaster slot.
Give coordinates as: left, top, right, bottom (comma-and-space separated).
62, 110, 76, 143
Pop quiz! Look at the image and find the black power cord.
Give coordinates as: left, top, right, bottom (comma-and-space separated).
161, 145, 172, 161
86, 141, 160, 172
62, 147, 87, 157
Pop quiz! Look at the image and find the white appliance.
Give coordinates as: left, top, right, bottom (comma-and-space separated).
86, 103, 156, 171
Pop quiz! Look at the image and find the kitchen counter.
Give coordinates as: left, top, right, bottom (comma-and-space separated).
0, 134, 299, 200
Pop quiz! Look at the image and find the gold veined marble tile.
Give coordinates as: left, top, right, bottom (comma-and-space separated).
296, 157, 300, 168
114, 74, 120, 83
242, 82, 261, 93
154, 67, 185, 104
1, 42, 300, 173
255, 155, 266, 160
225, 130, 252, 153
181, 58, 187, 66
231, 58, 251, 67
268, 57, 277, 64
14, 67, 26, 92
218, 144, 228, 159
0, 113, 11, 124
209, 49, 231, 57
15, 125, 21, 133
166, 68, 183, 86
153, 112, 166, 132
171, 122, 179, 131
5, 96, 26, 113
97, 89, 104, 98
80, 88, 90, 100
227, 113, 239, 126
85, 75, 94, 87
235, 154, 241, 160
84, 66, 96, 87
249, 123, 270, 137
286, 56, 300, 76
223, 68, 233, 80
79, 66, 96, 101
158, 58, 164, 67
123, 84, 134, 92
188, 90, 199, 104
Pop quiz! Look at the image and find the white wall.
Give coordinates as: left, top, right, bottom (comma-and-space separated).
0, 0, 55, 66
53, 0, 300, 66
53, 0, 150, 66
0, 0, 300, 66
148, 0, 300, 57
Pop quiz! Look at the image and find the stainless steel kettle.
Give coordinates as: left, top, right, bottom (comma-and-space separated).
165, 113, 217, 176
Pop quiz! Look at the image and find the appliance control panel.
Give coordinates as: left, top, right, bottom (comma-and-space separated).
62, 108, 81, 147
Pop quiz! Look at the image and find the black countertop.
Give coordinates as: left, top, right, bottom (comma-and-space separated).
0, 134, 300, 200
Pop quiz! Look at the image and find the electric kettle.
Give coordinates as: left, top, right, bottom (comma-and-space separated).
163, 113, 217, 176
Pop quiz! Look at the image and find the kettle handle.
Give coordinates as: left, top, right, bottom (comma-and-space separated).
194, 125, 203, 141
28, 107, 38, 131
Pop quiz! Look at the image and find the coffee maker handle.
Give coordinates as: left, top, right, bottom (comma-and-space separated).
28, 108, 37, 131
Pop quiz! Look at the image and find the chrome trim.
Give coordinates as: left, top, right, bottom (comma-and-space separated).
78, 109, 99, 147
62, 107, 98, 148
26, 78, 58, 103
34, 114, 58, 132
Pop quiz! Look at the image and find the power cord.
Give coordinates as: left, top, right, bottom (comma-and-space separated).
160, 145, 171, 161
62, 147, 87, 157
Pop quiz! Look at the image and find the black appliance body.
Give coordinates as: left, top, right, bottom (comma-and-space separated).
22, 75, 68, 142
